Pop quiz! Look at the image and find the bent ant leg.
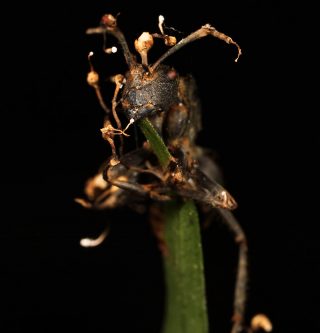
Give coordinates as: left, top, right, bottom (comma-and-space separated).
196, 155, 248, 332
170, 157, 238, 210
108, 174, 170, 199
216, 209, 248, 333
104, 166, 170, 202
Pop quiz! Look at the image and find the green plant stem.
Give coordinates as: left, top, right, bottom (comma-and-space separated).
163, 199, 208, 333
138, 118, 208, 333
138, 118, 172, 169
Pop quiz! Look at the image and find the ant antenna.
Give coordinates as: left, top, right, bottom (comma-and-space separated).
151, 24, 241, 72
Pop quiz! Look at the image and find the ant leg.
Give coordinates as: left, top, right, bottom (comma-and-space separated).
107, 176, 170, 201
109, 178, 171, 201
108, 178, 149, 196
172, 165, 238, 210
216, 209, 248, 333
104, 159, 171, 201
151, 24, 241, 71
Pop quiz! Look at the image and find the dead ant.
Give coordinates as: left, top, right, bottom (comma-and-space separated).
76, 14, 272, 333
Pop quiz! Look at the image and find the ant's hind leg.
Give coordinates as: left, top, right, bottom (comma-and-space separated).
217, 208, 248, 333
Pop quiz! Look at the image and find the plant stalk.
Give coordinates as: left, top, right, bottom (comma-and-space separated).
138, 118, 208, 333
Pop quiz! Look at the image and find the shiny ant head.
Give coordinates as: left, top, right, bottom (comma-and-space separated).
121, 64, 179, 121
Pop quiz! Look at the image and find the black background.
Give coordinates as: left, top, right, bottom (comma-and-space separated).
1, 1, 317, 333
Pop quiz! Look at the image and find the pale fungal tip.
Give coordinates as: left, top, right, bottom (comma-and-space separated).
251, 314, 273, 332
80, 238, 93, 248
159, 15, 165, 24
158, 15, 165, 35
139, 32, 153, 44
88, 51, 94, 57
80, 229, 109, 248
135, 32, 154, 65
105, 46, 118, 54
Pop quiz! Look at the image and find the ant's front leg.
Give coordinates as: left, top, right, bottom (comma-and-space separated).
104, 155, 171, 202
